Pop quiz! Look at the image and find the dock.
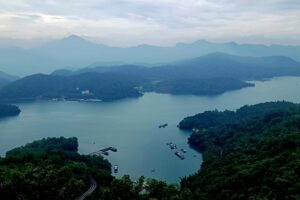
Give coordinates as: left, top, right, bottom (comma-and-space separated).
89, 147, 118, 156
175, 151, 185, 160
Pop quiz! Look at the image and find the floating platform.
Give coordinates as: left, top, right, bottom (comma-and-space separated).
166, 142, 177, 149
89, 146, 117, 156
175, 151, 185, 160
101, 147, 117, 152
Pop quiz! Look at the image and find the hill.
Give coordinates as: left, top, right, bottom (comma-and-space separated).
0, 73, 143, 102
70, 53, 300, 80
179, 102, 300, 199
0, 78, 9, 89
2, 53, 300, 101
0, 137, 112, 200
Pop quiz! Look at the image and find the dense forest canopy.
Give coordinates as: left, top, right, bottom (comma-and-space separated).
179, 101, 300, 200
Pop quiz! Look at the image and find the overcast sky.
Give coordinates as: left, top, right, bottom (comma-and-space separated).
0, 0, 300, 47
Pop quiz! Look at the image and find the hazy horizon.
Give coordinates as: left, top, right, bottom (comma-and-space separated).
3, 34, 300, 49
0, 0, 300, 47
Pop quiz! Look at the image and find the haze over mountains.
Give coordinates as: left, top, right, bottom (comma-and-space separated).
1, 35, 300, 76
0, 71, 19, 88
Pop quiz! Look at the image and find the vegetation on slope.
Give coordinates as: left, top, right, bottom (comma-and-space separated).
0, 73, 143, 102
179, 102, 300, 200
4, 53, 300, 101
0, 137, 112, 200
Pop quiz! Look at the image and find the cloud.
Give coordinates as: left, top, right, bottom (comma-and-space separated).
0, 0, 299, 46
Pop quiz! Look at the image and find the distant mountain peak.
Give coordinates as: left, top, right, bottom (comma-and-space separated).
61, 35, 87, 42
225, 41, 238, 46
192, 39, 211, 45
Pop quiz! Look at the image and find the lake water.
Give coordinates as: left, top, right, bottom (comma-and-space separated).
1, 76, 300, 183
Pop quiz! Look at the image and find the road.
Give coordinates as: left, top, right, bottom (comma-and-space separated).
77, 178, 97, 200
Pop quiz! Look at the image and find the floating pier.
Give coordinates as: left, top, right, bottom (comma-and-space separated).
166, 142, 177, 149
89, 147, 118, 156
175, 151, 185, 160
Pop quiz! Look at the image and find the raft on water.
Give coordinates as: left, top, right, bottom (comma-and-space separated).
175, 151, 185, 160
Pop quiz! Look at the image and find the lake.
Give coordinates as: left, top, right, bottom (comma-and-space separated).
1, 76, 300, 183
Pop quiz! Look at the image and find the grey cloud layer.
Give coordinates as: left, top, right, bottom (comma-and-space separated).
0, 0, 299, 46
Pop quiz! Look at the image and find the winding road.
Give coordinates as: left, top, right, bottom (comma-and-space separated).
77, 178, 97, 200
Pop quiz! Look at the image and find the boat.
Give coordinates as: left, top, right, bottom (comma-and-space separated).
170, 143, 177, 149
181, 149, 187, 153
159, 123, 168, 128
175, 152, 185, 160
114, 165, 118, 173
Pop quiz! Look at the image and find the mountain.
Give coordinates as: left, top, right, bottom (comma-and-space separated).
64, 53, 300, 80
0, 78, 9, 89
0, 73, 143, 102
2, 53, 300, 102
0, 71, 18, 81
1, 35, 300, 76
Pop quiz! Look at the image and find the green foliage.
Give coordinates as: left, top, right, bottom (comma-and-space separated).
0, 137, 112, 200
179, 101, 298, 130
181, 101, 300, 200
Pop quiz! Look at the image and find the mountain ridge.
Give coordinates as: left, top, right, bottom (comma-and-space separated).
2, 53, 300, 102
1, 35, 300, 76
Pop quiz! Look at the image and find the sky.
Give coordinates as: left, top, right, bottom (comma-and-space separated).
0, 0, 300, 47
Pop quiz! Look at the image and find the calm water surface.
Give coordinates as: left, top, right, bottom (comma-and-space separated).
1, 76, 300, 183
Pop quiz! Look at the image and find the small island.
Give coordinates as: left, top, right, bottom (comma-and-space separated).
0, 103, 21, 118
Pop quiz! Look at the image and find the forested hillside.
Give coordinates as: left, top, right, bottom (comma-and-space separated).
0, 73, 143, 102
3, 53, 300, 102
179, 102, 300, 200
0, 137, 183, 200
